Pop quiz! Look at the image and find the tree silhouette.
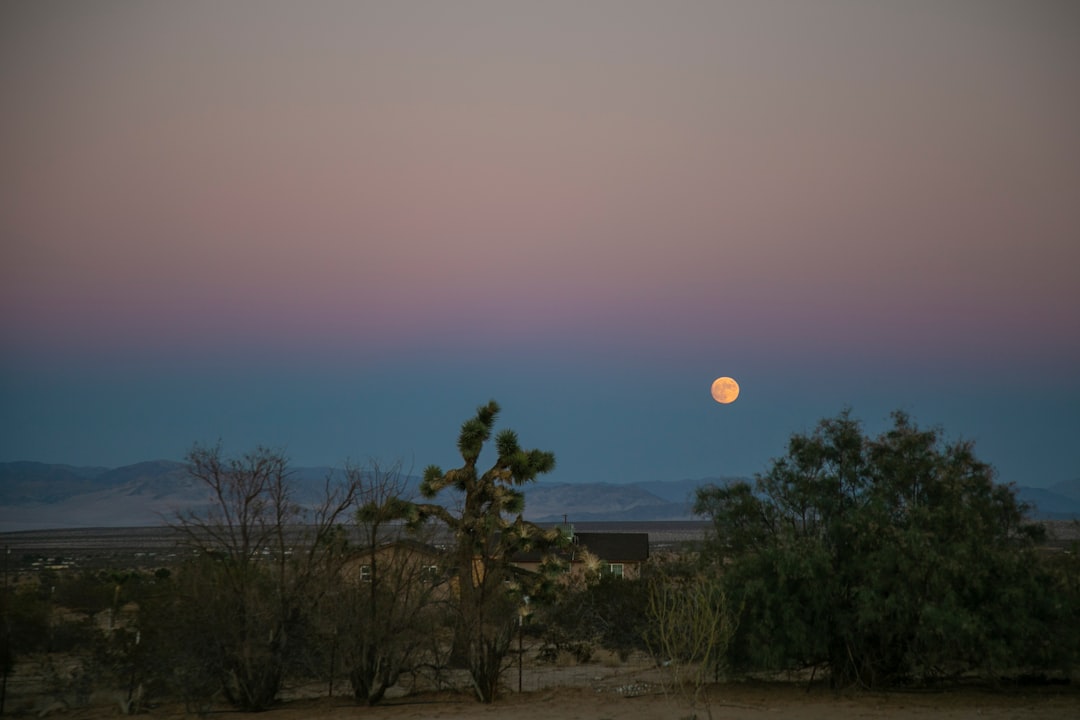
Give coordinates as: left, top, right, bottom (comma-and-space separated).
695, 410, 1054, 688
334, 459, 446, 705
410, 400, 561, 702
170, 444, 359, 710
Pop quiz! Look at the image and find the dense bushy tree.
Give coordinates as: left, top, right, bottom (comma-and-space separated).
409, 400, 561, 703
695, 410, 1065, 688
1033, 540, 1080, 672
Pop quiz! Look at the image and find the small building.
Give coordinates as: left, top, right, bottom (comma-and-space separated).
341, 538, 447, 587
341, 527, 651, 594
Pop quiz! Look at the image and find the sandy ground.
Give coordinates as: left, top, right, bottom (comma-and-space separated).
38, 684, 1080, 720
12, 651, 1078, 720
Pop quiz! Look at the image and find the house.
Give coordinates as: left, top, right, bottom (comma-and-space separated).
511, 529, 650, 580
341, 527, 651, 594
340, 538, 447, 588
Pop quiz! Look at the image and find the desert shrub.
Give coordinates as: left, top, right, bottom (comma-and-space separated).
2, 583, 50, 707
321, 461, 452, 705
169, 443, 360, 711
51, 571, 114, 615
696, 410, 1063, 688
1018, 541, 1080, 675
93, 569, 197, 712
2, 585, 49, 659
537, 574, 651, 661
646, 571, 738, 720
136, 555, 238, 709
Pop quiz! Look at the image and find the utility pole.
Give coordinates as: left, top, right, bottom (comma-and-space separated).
2, 545, 10, 716
517, 595, 529, 694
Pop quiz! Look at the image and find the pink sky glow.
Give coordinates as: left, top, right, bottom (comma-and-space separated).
1, 1, 1078, 488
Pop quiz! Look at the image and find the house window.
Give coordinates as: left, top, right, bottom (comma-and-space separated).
422, 565, 440, 581
359, 564, 372, 582
605, 563, 624, 578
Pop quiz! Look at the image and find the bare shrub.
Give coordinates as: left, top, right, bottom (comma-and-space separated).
646, 571, 738, 720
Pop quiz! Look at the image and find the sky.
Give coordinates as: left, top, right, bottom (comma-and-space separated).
2, 1, 1078, 491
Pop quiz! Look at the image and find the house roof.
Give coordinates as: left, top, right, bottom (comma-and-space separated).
574, 532, 649, 562
350, 531, 651, 567
350, 537, 446, 560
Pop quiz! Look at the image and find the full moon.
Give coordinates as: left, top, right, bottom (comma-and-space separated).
710, 376, 740, 404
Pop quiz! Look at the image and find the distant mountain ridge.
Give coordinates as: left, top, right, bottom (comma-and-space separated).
0, 460, 1077, 532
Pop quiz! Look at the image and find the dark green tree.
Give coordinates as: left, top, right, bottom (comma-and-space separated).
695, 410, 1054, 688
410, 400, 560, 702
1031, 535, 1080, 673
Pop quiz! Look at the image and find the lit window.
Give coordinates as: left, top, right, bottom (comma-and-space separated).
606, 563, 624, 578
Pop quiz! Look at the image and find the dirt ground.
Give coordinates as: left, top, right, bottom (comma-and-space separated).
12, 650, 1079, 720
34, 683, 1080, 720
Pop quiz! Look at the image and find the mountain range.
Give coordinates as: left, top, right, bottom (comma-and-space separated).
1, 460, 1078, 532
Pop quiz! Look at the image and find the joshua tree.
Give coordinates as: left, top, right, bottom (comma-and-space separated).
410, 400, 561, 702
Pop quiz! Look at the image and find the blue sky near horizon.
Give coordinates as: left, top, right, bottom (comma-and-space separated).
2, 1, 1078, 491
